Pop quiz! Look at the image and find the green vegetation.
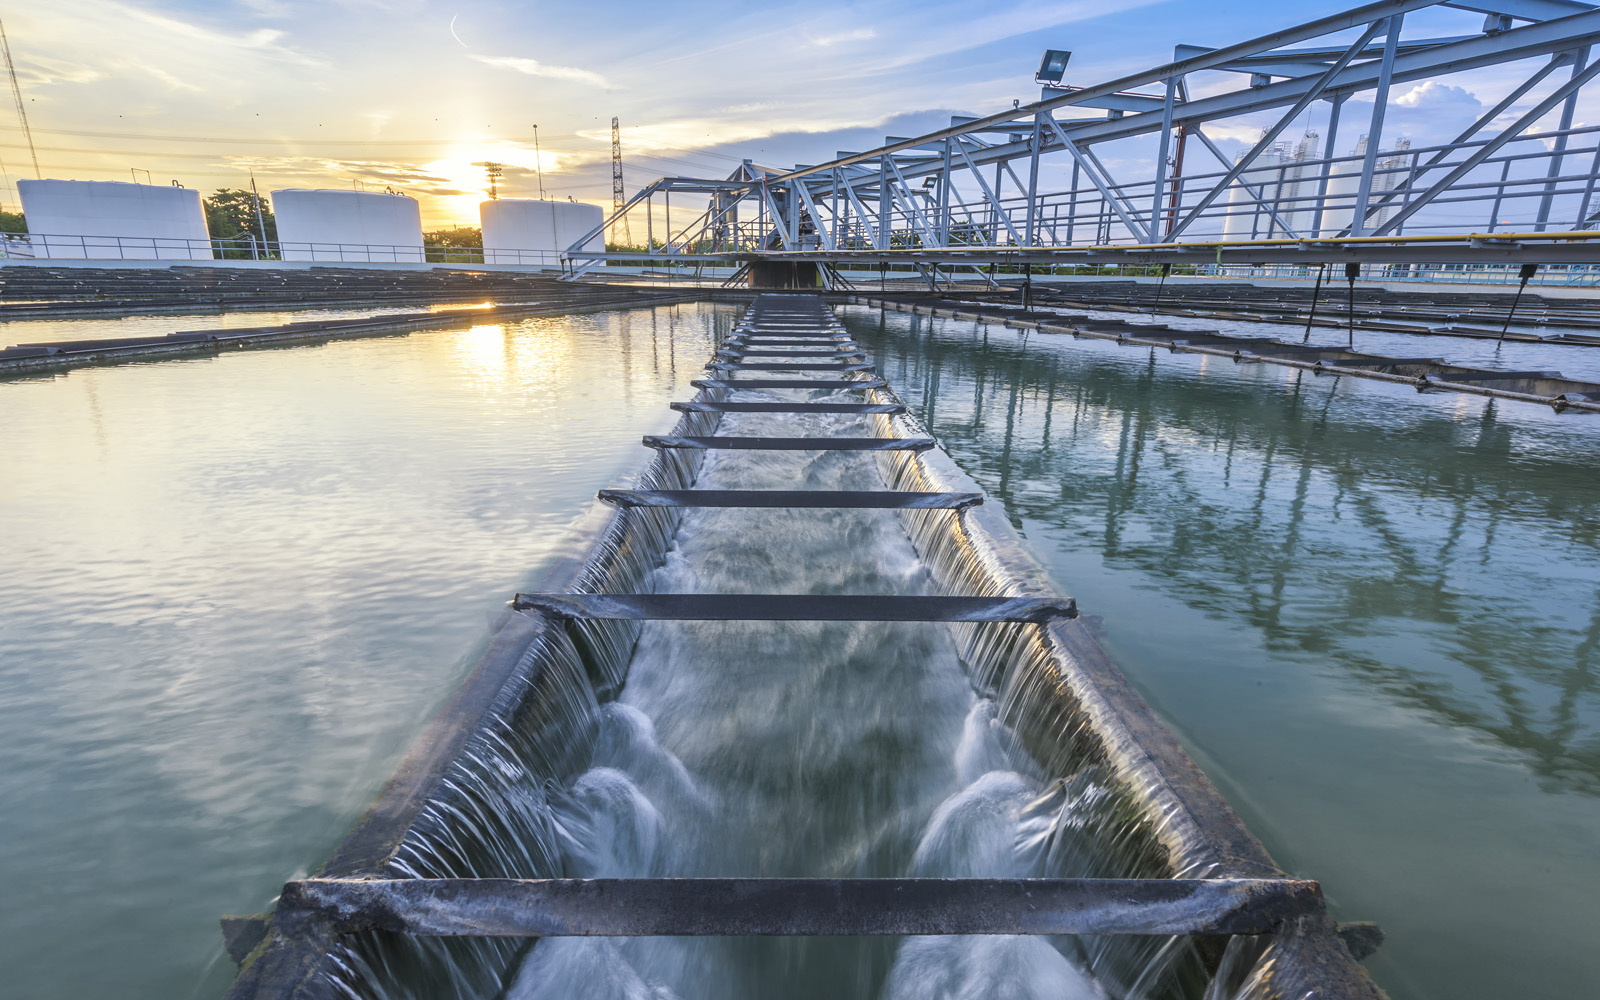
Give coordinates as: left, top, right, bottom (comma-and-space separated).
424, 227, 484, 263
0, 209, 24, 234
203, 188, 276, 259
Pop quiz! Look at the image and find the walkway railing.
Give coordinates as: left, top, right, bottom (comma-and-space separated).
0, 232, 569, 267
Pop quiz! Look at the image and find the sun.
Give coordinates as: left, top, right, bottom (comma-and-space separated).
419, 144, 589, 227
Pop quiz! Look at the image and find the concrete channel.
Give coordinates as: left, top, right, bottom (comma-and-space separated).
222, 293, 1384, 1000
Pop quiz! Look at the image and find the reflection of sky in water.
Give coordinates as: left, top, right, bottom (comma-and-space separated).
1038, 305, 1600, 383
845, 304, 1600, 1000
0, 302, 733, 999
0, 302, 499, 348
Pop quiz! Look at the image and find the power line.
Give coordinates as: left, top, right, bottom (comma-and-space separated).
0, 17, 38, 179
0, 124, 597, 147
0, 123, 750, 164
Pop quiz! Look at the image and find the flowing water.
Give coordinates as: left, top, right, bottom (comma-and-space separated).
331, 306, 1208, 1000
6, 295, 1595, 1000
841, 303, 1600, 1000
0, 303, 730, 1000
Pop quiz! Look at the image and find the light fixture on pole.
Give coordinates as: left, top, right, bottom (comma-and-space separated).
1036, 49, 1072, 86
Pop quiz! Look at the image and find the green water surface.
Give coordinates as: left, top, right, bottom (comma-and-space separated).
843, 303, 1600, 1000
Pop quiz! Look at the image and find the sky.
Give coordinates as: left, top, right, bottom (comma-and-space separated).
2, 1, 1594, 230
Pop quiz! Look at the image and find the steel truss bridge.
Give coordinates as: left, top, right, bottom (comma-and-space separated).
566, 0, 1600, 284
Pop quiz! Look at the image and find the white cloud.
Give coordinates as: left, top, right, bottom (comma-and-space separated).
144, 66, 204, 93
14, 55, 108, 88
1396, 81, 1480, 110
469, 55, 610, 89
807, 28, 876, 47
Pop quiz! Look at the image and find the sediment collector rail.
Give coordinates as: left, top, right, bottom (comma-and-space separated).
856, 293, 1600, 412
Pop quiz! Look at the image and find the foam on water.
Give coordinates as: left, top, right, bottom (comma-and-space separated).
483, 393, 1116, 1000
339, 340, 1219, 999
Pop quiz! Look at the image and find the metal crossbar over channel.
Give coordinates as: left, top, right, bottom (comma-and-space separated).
222, 292, 1380, 1000
643, 435, 935, 452
670, 402, 905, 414
510, 593, 1078, 622
597, 489, 983, 509
692, 378, 888, 390
278, 876, 1321, 937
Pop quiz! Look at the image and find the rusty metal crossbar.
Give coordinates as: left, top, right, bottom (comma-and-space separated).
1317, 357, 1442, 368
1424, 369, 1562, 383
724, 340, 858, 346
719, 351, 866, 360
670, 401, 904, 414
692, 379, 887, 390
510, 593, 1077, 622
279, 877, 1321, 938
723, 342, 860, 349
643, 435, 933, 451
598, 489, 982, 509
726, 338, 853, 346
736, 333, 847, 338
711, 364, 875, 372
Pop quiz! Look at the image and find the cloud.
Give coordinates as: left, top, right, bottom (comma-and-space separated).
469, 55, 610, 89
14, 55, 108, 87
808, 28, 877, 47
221, 155, 465, 194
8, 0, 323, 100
144, 66, 204, 94
1396, 81, 1480, 110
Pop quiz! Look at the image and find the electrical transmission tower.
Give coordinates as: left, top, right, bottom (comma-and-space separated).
611, 116, 630, 246
0, 17, 39, 180
475, 161, 504, 200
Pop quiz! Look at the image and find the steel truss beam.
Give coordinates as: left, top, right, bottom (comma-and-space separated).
566, 1, 1600, 275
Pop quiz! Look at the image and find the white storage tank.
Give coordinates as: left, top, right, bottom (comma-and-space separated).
480, 199, 603, 265
17, 179, 212, 260
271, 189, 424, 262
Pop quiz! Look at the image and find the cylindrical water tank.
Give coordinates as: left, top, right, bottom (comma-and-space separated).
1221, 152, 1285, 242
480, 199, 604, 265
17, 179, 212, 260
271, 189, 424, 262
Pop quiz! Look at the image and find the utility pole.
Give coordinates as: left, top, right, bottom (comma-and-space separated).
0, 17, 39, 179
611, 116, 630, 245
532, 124, 545, 199
250, 171, 269, 257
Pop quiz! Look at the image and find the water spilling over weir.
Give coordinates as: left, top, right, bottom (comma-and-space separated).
227, 294, 1378, 1000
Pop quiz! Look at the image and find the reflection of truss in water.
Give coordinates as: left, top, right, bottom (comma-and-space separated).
858, 307, 1600, 794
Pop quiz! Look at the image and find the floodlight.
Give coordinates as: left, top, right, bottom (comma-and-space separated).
1036, 49, 1072, 85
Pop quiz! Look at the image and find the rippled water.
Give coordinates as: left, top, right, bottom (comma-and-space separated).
458, 398, 1163, 1000
0, 302, 488, 348
9, 295, 1598, 1000
0, 303, 732, 999
842, 303, 1600, 1000
1051, 303, 1600, 382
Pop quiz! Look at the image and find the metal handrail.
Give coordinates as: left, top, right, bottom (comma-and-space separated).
0, 232, 573, 267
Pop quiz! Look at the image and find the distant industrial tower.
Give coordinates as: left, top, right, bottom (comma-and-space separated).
476, 160, 504, 200
611, 117, 630, 245
0, 17, 39, 180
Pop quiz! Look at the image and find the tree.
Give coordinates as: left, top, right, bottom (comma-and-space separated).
0, 209, 23, 234
424, 226, 481, 248
203, 188, 276, 258
424, 226, 482, 263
